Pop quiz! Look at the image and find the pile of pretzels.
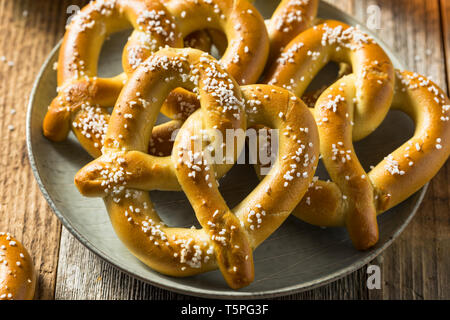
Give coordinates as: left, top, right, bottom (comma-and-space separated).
39, 0, 449, 290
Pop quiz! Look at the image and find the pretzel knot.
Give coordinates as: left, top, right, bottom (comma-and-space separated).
263, 20, 450, 250
43, 0, 269, 158
74, 48, 320, 289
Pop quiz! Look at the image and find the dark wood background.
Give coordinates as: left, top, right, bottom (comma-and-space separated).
0, 0, 448, 299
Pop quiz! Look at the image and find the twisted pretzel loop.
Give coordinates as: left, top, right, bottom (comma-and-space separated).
74, 48, 319, 288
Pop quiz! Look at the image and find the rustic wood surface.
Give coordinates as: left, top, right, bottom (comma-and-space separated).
0, 0, 448, 300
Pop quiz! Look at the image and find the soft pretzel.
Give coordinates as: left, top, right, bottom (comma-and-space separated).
0, 233, 36, 300
43, 0, 269, 158
262, 19, 449, 249
289, 70, 450, 250
74, 48, 319, 289
245, 18, 449, 251
261, 20, 411, 249
267, 0, 319, 62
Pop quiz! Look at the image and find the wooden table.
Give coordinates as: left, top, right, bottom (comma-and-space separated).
0, 0, 448, 300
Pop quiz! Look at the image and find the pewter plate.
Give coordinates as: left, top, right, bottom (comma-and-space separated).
27, 1, 425, 299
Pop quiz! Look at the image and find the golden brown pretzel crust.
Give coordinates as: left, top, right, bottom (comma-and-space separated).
43, 0, 269, 159
290, 70, 450, 250
268, 0, 319, 62
74, 48, 319, 289
0, 233, 36, 300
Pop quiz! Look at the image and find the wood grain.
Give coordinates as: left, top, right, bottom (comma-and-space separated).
441, 0, 450, 94
362, 0, 449, 300
0, 0, 90, 300
0, 0, 447, 300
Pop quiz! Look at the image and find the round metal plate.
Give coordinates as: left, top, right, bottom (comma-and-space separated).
27, 1, 426, 299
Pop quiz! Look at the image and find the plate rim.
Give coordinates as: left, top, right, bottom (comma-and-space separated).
26, 1, 429, 299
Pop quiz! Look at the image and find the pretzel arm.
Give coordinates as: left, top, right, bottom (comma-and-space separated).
292, 180, 345, 227
105, 189, 218, 277
57, 1, 132, 83
267, 0, 319, 62
370, 71, 450, 212
75, 116, 238, 197
72, 106, 110, 158
121, 1, 182, 76
160, 88, 201, 121
172, 113, 254, 289
148, 119, 183, 156
314, 75, 379, 250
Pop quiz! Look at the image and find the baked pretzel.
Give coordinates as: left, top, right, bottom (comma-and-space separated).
0, 233, 36, 300
290, 70, 450, 250
261, 20, 450, 249
262, 20, 395, 249
74, 48, 319, 289
43, 0, 269, 158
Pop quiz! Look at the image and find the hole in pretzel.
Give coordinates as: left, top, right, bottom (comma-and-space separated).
184, 29, 228, 60
97, 29, 132, 78
301, 61, 352, 108
354, 110, 414, 172
151, 163, 259, 230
